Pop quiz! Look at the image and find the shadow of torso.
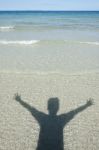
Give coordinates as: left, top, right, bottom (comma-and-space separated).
36, 113, 74, 150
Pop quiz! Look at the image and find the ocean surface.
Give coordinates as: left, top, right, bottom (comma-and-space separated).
0, 11, 99, 73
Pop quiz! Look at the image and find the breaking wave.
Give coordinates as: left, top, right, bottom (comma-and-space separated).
0, 40, 39, 45
0, 26, 15, 31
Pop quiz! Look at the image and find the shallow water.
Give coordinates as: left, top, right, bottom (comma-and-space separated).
0, 11, 99, 73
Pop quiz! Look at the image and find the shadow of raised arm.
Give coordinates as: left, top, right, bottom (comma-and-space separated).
73, 98, 93, 115
59, 98, 93, 127
14, 93, 45, 123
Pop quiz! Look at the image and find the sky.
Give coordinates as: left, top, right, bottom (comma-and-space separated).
0, 0, 99, 11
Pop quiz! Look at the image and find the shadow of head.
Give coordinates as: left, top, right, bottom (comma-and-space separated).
47, 97, 59, 116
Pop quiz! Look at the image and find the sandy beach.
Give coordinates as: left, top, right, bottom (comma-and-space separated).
0, 72, 99, 150
0, 11, 99, 150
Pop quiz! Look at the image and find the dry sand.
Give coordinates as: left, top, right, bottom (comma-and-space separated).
0, 72, 99, 150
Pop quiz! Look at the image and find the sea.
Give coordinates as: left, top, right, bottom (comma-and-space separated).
0, 11, 99, 74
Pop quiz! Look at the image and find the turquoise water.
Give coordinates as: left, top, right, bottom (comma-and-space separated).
0, 11, 99, 73
0, 11, 99, 40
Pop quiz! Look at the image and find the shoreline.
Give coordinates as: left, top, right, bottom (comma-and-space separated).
0, 70, 99, 75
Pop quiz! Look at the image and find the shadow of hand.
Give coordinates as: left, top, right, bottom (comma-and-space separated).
86, 98, 94, 107
15, 93, 21, 102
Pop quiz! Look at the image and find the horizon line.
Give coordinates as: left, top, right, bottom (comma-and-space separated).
0, 10, 99, 11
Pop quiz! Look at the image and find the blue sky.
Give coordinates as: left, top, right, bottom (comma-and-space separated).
0, 0, 99, 10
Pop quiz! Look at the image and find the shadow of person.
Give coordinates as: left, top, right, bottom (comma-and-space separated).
15, 94, 93, 150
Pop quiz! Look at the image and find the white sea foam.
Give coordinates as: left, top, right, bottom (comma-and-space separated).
0, 40, 39, 45
65, 40, 99, 46
0, 26, 15, 31
79, 41, 99, 46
